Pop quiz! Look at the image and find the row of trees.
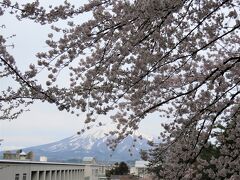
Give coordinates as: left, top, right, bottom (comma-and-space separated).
1, 0, 240, 179
105, 162, 129, 178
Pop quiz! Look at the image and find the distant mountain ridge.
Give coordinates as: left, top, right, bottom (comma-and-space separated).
24, 130, 155, 162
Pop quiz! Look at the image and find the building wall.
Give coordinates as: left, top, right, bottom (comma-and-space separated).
0, 161, 85, 180
0, 163, 31, 180
0, 160, 109, 180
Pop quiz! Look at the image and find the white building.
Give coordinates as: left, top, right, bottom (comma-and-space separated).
0, 159, 109, 180
130, 161, 149, 178
82, 157, 109, 180
19, 152, 27, 161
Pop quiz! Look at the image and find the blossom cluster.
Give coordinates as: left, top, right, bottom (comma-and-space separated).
0, 0, 240, 178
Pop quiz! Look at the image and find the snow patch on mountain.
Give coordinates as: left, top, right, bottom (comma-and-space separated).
24, 129, 157, 161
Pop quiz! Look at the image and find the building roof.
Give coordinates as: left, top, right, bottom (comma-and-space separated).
0, 159, 86, 166
19, 151, 27, 156
135, 161, 149, 168
0, 159, 108, 167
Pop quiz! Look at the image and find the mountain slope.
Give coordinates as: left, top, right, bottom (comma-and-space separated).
24, 130, 154, 162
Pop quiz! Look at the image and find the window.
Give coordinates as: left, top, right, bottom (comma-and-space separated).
23, 173, 27, 180
15, 174, 19, 180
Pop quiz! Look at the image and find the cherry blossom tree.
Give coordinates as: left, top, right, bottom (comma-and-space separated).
0, 28, 59, 120
0, 25, 39, 120
0, 0, 240, 179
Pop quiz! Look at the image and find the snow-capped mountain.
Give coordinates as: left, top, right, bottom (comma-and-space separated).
24, 129, 155, 162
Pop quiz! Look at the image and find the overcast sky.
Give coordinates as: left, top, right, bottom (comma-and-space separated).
0, 1, 164, 151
